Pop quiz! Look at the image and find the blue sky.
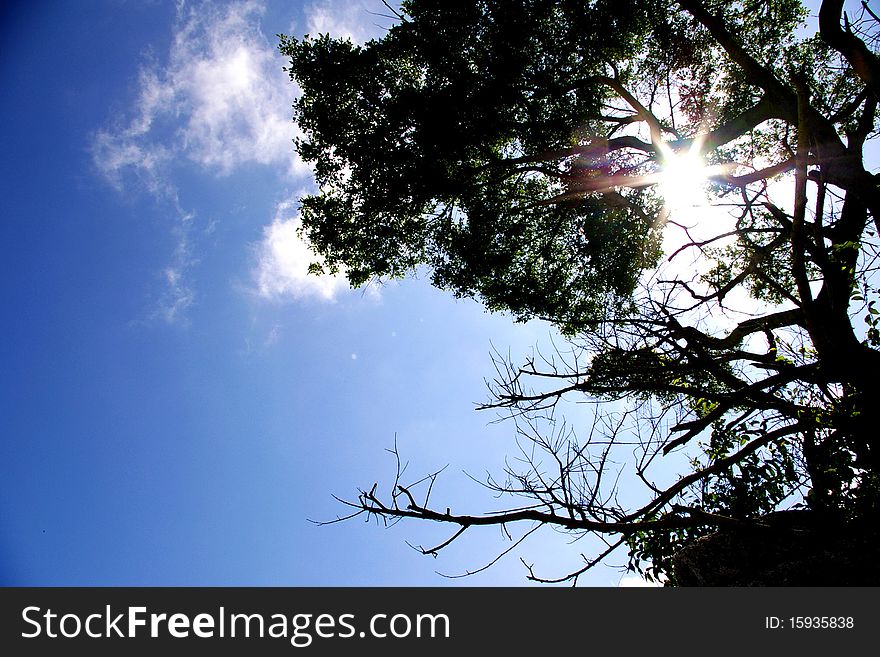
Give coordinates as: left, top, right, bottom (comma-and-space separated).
0, 0, 653, 586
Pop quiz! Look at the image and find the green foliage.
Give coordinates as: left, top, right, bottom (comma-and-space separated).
281, 1, 671, 331
701, 423, 799, 518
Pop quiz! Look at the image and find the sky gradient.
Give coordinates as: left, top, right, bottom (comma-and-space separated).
0, 0, 655, 586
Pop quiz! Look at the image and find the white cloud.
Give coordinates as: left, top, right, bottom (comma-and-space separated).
304, 0, 396, 44
92, 1, 399, 320
170, 0, 303, 175
94, 0, 302, 185
154, 265, 196, 325
92, 0, 311, 323
91, 130, 171, 196
152, 216, 197, 324
254, 199, 350, 302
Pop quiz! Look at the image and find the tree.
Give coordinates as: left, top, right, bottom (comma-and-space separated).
280, 0, 880, 584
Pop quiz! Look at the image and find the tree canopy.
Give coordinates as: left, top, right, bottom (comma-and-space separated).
281, 0, 880, 584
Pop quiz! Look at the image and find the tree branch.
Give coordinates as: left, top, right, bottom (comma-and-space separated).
820, 0, 880, 100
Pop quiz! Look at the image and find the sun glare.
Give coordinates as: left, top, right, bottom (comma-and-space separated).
657, 146, 712, 214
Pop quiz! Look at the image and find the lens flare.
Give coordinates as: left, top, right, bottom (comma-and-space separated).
658, 146, 710, 214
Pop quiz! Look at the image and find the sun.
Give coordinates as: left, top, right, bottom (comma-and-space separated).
657, 143, 713, 215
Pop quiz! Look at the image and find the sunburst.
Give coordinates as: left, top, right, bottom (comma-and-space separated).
655, 135, 721, 215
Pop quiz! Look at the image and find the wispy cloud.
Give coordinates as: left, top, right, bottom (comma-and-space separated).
92, 0, 308, 323
93, 0, 397, 321
304, 0, 394, 44
170, 1, 303, 175
94, 0, 302, 185
246, 0, 394, 305
254, 199, 350, 302
152, 216, 197, 325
